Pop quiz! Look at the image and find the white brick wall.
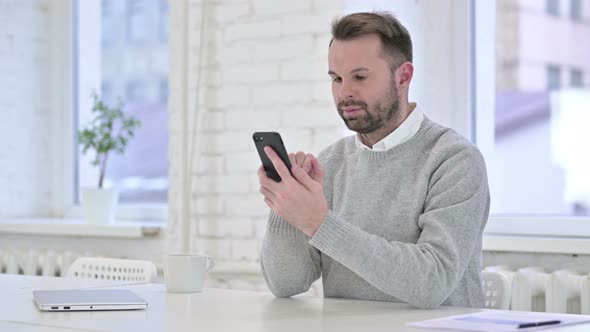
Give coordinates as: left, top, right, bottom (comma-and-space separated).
280, 106, 341, 129
252, 0, 313, 16
212, 3, 251, 24
168, 0, 346, 292
224, 110, 281, 130
252, 36, 314, 61
220, 63, 280, 84
0, 0, 52, 217
224, 20, 281, 42
279, 59, 328, 81
281, 14, 331, 35
250, 83, 312, 105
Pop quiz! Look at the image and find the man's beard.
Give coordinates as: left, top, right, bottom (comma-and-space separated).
337, 86, 400, 134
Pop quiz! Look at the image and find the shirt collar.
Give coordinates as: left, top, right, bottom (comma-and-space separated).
355, 103, 424, 152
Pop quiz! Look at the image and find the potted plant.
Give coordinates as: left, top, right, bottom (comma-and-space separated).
78, 93, 141, 224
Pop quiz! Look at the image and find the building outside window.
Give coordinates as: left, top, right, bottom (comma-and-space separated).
126, 0, 150, 43
547, 65, 562, 91
546, 0, 561, 16
570, 0, 583, 20
570, 68, 584, 87
159, 0, 169, 42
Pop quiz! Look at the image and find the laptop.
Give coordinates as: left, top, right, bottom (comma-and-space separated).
33, 289, 148, 311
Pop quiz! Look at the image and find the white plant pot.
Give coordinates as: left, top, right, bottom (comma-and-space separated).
81, 187, 119, 224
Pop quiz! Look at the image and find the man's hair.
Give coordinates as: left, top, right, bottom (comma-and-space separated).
330, 12, 413, 67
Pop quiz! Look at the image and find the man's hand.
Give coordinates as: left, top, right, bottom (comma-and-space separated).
288, 151, 325, 186
258, 147, 328, 237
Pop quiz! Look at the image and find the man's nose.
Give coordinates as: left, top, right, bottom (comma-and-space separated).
337, 81, 355, 100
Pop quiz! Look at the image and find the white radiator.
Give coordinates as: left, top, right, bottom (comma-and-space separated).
0, 250, 83, 277
485, 265, 590, 314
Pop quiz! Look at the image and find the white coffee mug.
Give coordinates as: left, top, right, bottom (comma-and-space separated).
164, 254, 214, 293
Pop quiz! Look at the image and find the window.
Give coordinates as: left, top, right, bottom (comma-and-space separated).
76, 0, 169, 206
101, 81, 113, 104
126, 0, 150, 43
159, 78, 169, 103
159, 0, 169, 42
126, 80, 146, 102
487, 1, 590, 219
547, 65, 562, 90
546, 0, 561, 16
570, 69, 584, 87
101, 0, 114, 46
570, 0, 583, 20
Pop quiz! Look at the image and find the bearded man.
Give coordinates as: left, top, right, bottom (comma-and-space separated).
257, 11, 490, 309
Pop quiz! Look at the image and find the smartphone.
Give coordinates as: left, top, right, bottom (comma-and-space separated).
253, 132, 292, 182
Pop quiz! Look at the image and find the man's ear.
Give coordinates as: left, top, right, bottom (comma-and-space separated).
397, 62, 414, 88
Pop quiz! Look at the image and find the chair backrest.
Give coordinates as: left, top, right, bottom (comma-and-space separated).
66, 257, 157, 283
484, 265, 514, 279
482, 270, 512, 309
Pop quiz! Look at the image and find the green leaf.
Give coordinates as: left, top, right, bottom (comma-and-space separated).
77, 92, 141, 180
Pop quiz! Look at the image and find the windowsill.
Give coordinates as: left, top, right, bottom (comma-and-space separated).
483, 216, 590, 255
483, 234, 590, 255
0, 218, 164, 239
4, 220, 588, 254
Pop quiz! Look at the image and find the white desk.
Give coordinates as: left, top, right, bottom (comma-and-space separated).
1, 274, 589, 332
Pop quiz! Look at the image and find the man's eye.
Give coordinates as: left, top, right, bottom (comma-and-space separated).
332, 77, 342, 83
355, 76, 366, 81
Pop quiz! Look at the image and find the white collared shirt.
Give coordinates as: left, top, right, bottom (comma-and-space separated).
355, 104, 424, 152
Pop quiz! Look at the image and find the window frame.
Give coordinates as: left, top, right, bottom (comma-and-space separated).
51, 0, 167, 223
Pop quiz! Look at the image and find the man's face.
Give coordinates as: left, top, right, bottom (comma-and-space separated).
328, 34, 400, 134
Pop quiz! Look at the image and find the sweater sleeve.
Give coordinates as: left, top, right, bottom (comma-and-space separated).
308, 146, 490, 309
260, 210, 322, 297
